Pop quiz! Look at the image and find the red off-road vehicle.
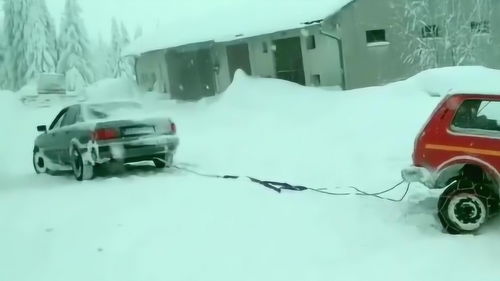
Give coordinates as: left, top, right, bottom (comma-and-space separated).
403, 93, 500, 234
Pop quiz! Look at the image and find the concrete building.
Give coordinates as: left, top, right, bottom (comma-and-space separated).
132, 22, 344, 100
129, 0, 500, 100
322, 0, 500, 89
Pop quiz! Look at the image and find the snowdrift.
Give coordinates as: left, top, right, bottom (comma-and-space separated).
404, 66, 500, 97
2, 66, 500, 281
80, 77, 143, 102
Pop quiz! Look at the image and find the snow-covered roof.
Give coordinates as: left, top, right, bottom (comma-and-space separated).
124, 0, 353, 56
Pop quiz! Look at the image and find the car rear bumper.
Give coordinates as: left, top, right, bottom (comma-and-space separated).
92, 135, 179, 164
401, 166, 434, 188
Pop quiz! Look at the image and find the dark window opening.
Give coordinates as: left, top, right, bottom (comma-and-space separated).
471, 21, 490, 34
311, 74, 321, 86
262, 42, 268, 53
306, 35, 316, 50
421, 24, 440, 38
366, 29, 386, 43
273, 37, 305, 85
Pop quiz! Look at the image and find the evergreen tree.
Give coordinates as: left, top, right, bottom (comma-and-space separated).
110, 18, 134, 79
110, 18, 121, 78
57, 0, 94, 91
24, 0, 58, 83
120, 22, 130, 46
90, 34, 113, 80
134, 25, 143, 40
3, 0, 30, 90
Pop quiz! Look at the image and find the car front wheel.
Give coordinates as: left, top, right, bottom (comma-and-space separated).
438, 177, 499, 234
71, 147, 95, 181
33, 148, 47, 174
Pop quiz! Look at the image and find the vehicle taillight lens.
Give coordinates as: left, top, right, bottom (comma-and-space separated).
170, 122, 177, 134
92, 128, 120, 140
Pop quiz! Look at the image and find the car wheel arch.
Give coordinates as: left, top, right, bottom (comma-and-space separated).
435, 158, 500, 194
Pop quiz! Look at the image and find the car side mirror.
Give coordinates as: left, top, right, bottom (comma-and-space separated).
37, 125, 47, 133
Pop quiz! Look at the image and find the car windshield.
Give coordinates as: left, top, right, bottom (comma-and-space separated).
84, 102, 142, 120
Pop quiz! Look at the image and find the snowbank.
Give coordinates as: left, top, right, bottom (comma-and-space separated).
404, 66, 500, 97
0, 91, 25, 183
80, 77, 143, 101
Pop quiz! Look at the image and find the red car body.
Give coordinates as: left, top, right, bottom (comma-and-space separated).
403, 93, 500, 234
404, 93, 500, 189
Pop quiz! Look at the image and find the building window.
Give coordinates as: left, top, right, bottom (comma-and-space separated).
306, 35, 316, 50
311, 74, 321, 86
262, 42, 268, 53
366, 29, 386, 43
421, 24, 440, 38
471, 21, 490, 34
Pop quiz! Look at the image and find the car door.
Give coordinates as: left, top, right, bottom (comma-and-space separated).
43, 107, 68, 164
57, 105, 81, 164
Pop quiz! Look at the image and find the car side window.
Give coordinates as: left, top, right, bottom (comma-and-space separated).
49, 108, 68, 130
61, 106, 81, 127
452, 99, 500, 133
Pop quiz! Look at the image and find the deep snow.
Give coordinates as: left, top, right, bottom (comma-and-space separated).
2, 67, 500, 281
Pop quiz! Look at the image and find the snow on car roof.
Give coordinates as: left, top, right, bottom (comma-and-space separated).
123, 0, 353, 56
447, 90, 500, 97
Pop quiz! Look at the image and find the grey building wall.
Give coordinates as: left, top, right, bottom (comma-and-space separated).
218, 25, 343, 91
134, 0, 500, 99
135, 49, 170, 93
247, 37, 275, 79
323, 0, 500, 90
323, 0, 416, 90
213, 43, 230, 93
300, 26, 342, 88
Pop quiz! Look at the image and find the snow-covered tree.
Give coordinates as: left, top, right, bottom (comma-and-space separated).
3, 0, 30, 90
0, 36, 8, 89
134, 25, 143, 40
120, 22, 130, 46
57, 0, 94, 91
401, 0, 493, 70
109, 18, 121, 78
24, 0, 58, 83
90, 34, 113, 80
110, 18, 134, 79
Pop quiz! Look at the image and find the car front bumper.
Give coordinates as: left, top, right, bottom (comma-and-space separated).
401, 166, 434, 188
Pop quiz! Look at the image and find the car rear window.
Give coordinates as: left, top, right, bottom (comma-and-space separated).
451, 99, 500, 134
84, 102, 142, 120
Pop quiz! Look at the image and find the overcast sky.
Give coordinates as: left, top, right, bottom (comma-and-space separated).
45, 0, 169, 41
45, 0, 336, 43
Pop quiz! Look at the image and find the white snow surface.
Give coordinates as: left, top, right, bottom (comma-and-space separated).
124, 0, 353, 55
2, 67, 500, 281
406, 66, 500, 97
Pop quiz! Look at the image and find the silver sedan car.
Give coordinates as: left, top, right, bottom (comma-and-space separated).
33, 101, 179, 180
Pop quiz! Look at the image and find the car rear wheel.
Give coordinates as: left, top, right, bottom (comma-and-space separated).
33, 148, 47, 174
437, 177, 499, 234
71, 148, 95, 181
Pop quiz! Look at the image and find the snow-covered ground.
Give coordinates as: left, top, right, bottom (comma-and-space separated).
2, 66, 500, 281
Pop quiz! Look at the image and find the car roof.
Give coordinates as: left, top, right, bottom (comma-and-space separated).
67, 100, 142, 107
448, 90, 500, 98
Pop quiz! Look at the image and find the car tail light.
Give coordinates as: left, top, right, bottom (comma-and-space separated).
92, 128, 120, 140
170, 122, 177, 134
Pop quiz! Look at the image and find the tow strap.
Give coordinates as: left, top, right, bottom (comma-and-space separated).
171, 164, 411, 202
